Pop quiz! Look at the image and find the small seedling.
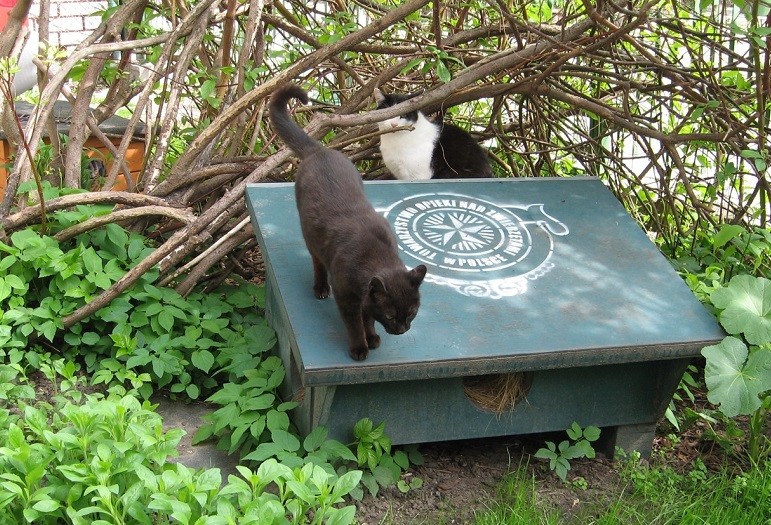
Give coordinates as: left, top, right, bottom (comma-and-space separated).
535, 422, 601, 482
348, 418, 424, 499
397, 474, 424, 493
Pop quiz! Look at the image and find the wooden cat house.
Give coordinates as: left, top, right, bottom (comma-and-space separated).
245, 177, 723, 457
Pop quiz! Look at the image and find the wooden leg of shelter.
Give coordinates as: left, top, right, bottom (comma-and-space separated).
599, 422, 657, 459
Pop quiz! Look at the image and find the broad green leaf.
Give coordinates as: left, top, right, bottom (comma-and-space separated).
266, 409, 290, 432
0, 278, 11, 301
436, 60, 451, 82
560, 443, 584, 460
186, 383, 200, 399
4, 274, 25, 291
285, 479, 315, 504
302, 426, 328, 453
710, 275, 771, 345
250, 416, 266, 439
206, 383, 243, 404
353, 418, 373, 440
392, 450, 409, 470
151, 356, 167, 377
81, 247, 103, 274
81, 332, 101, 346
1, 480, 24, 496
566, 422, 582, 441
406, 445, 424, 466
554, 457, 570, 481
271, 429, 300, 452
242, 393, 275, 411
128, 238, 148, 261
702, 337, 771, 417
158, 310, 174, 332
32, 499, 60, 512
325, 505, 357, 525
105, 224, 129, 259
211, 403, 240, 433
243, 324, 277, 351
196, 468, 222, 491
227, 291, 256, 308
360, 472, 379, 497
192, 424, 215, 445
243, 442, 284, 462
191, 350, 215, 373
10, 229, 42, 251
332, 470, 363, 500
574, 440, 596, 459
265, 367, 286, 389
583, 426, 601, 442
372, 464, 396, 487
40, 320, 59, 341
200, 78, 216, 100
276, 401, 298, 412
534, 444, 557, 460
713, 224, 746, 250
256, 457, 293, 483
320, 440, 357, 463
228, 424, 249, 454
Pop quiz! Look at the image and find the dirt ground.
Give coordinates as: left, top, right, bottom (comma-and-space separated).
352, 434, 613, 525
347, 372, 759, 525
351, 419, 726, 525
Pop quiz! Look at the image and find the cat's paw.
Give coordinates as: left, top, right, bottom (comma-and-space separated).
348, 345, 369, 361
313, 284, 330, 299
366, 333, 381, 349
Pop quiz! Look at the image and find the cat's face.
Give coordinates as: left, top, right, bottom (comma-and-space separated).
366, 265, 427, 335
374, 89, 419, 131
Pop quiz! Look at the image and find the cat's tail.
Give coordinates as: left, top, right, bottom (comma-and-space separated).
269, 83, 320, 159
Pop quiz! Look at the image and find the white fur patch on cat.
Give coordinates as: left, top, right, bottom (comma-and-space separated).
378, 113, 438, 181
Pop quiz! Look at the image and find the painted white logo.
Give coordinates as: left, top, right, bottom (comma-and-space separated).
382, 194, 568, 299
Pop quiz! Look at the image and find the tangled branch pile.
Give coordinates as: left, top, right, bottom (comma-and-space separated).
0, 0, 768, 318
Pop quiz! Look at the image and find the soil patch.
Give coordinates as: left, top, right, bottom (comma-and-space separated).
353, 435, 622, 525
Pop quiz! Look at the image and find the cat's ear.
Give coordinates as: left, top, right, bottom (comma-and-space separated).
369, 276, 388, 298
409, 265, 427, 286
373, 88, 386, 105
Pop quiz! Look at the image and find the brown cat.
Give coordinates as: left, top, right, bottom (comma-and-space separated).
269, 83, 427, 361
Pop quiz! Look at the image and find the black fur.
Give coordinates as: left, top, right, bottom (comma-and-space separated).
269, 84, 427, 361
375, 90, 493, 179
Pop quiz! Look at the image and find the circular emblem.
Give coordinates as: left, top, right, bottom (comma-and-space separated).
390, 195, 531, 273
382, 193, 568, 299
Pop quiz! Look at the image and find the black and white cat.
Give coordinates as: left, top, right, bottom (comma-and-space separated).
269, 83, 427, 361
374, 89, 493, 180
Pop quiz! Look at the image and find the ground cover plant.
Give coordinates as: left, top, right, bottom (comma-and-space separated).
0, 380, 361, 524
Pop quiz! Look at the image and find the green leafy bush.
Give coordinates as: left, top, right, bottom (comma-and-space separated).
0, 220, 274, 402
0, 392, 184, 523
194, 355, 305, 458
0, 386, 360, 524
701, 274, 771, 462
